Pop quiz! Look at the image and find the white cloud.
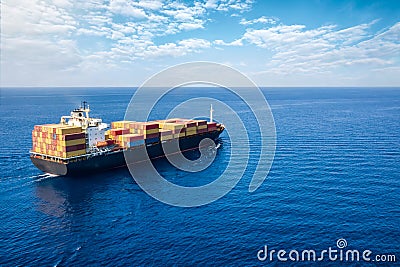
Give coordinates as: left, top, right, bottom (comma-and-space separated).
239, 16, 278, 25
214, 0, 254, 12
214, 39, 243, 46
216, 21, 399, 75
108, 0, 147, 18
240, 21, 400, 85
178, 21, 205, 30
143, 38, 210, 58
2, 0, 77, 36
133, 0, 163, 10
1, 0, 398, 86
204, 0, 218, 9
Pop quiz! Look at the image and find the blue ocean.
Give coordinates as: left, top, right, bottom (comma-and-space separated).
0, 87, 399, 266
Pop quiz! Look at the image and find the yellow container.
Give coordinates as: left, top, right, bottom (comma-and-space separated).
59, 138, 86, 146
56, 126, 82, 135
186, 126, 197, 131
186, 130, 197, 136
137, 128, 159, 135
61, 149, 86, 158
173, 132, 185, 138
161, 135, 173, 141
112, 121, 136, 129
197, 125, 207, 130
54, 139, 84, 149
159, 123, 183, 131
41, 124, 60, 133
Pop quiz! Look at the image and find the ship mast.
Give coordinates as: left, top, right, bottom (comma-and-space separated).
210, 104, 214, 123
82, 101, 90, 119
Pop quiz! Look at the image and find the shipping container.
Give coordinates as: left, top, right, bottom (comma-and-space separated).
59, 132, 86, 141
60, 149, 86, 158
194, 120, 208, 126
186, 130, 197, 136
160, 123, 185, 131
55, 126, 83, 135
111, 121, 136, 129
197, 128, 208, 134
63, 143, 86, 152
161, 135, 173, 141
58, 138, 86, 146
145, 137, 160, 144
120, 133, 145, 142
126, 139, 145, 147
207, 122, 217, 131
159, 129, 173, 136
110, 128, 130, 136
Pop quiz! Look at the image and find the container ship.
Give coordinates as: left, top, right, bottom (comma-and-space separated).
30, 102, 225, 176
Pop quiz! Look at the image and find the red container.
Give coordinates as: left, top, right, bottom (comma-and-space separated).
65, 143, 86, 152
34, 125, 42, 132
140, 122, 159, 130
106, 139, 115, 145
165, 118, 179, 123
185, 121, 197, 128
124, 134, 144, 142
198, 128, 208, 133
171, 128, 185, 134
196, 120, 207, 126
110, 128, 129, 136
175, 119, 196, 128
160, 130, 173, 136
207, 122, 217, 131
62, 132, 86, 141
144, 132, 159, 139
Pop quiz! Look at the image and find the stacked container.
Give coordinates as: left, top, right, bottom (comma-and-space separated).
109, 121, 160, 147
158, 122, 186, 138
159, 129, 173, 141
179, 120, 197, 136
107, 118, 218, 148
117, 134, 145, 148
111, 121, 136, 129
32, 124, 86, 158
195, 120, 208, 133
207, 122, 217, 131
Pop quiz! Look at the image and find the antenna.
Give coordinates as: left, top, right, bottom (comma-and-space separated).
210, 104, 214, 123
81, 101, 90, 118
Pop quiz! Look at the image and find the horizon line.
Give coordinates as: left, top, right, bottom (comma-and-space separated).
1, 86, 400, 89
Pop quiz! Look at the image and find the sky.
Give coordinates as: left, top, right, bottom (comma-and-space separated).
1, 0, 400, 87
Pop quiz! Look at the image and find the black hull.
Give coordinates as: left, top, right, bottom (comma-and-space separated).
31, 130, 223, 176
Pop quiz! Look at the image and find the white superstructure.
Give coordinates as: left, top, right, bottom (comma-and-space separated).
60, 101, 108, 148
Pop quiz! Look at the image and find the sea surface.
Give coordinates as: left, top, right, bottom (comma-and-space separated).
0, 87, 399, 266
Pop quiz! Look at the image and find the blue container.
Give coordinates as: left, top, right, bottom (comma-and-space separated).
145, 137, 160, 144
127, 140, 145, 147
